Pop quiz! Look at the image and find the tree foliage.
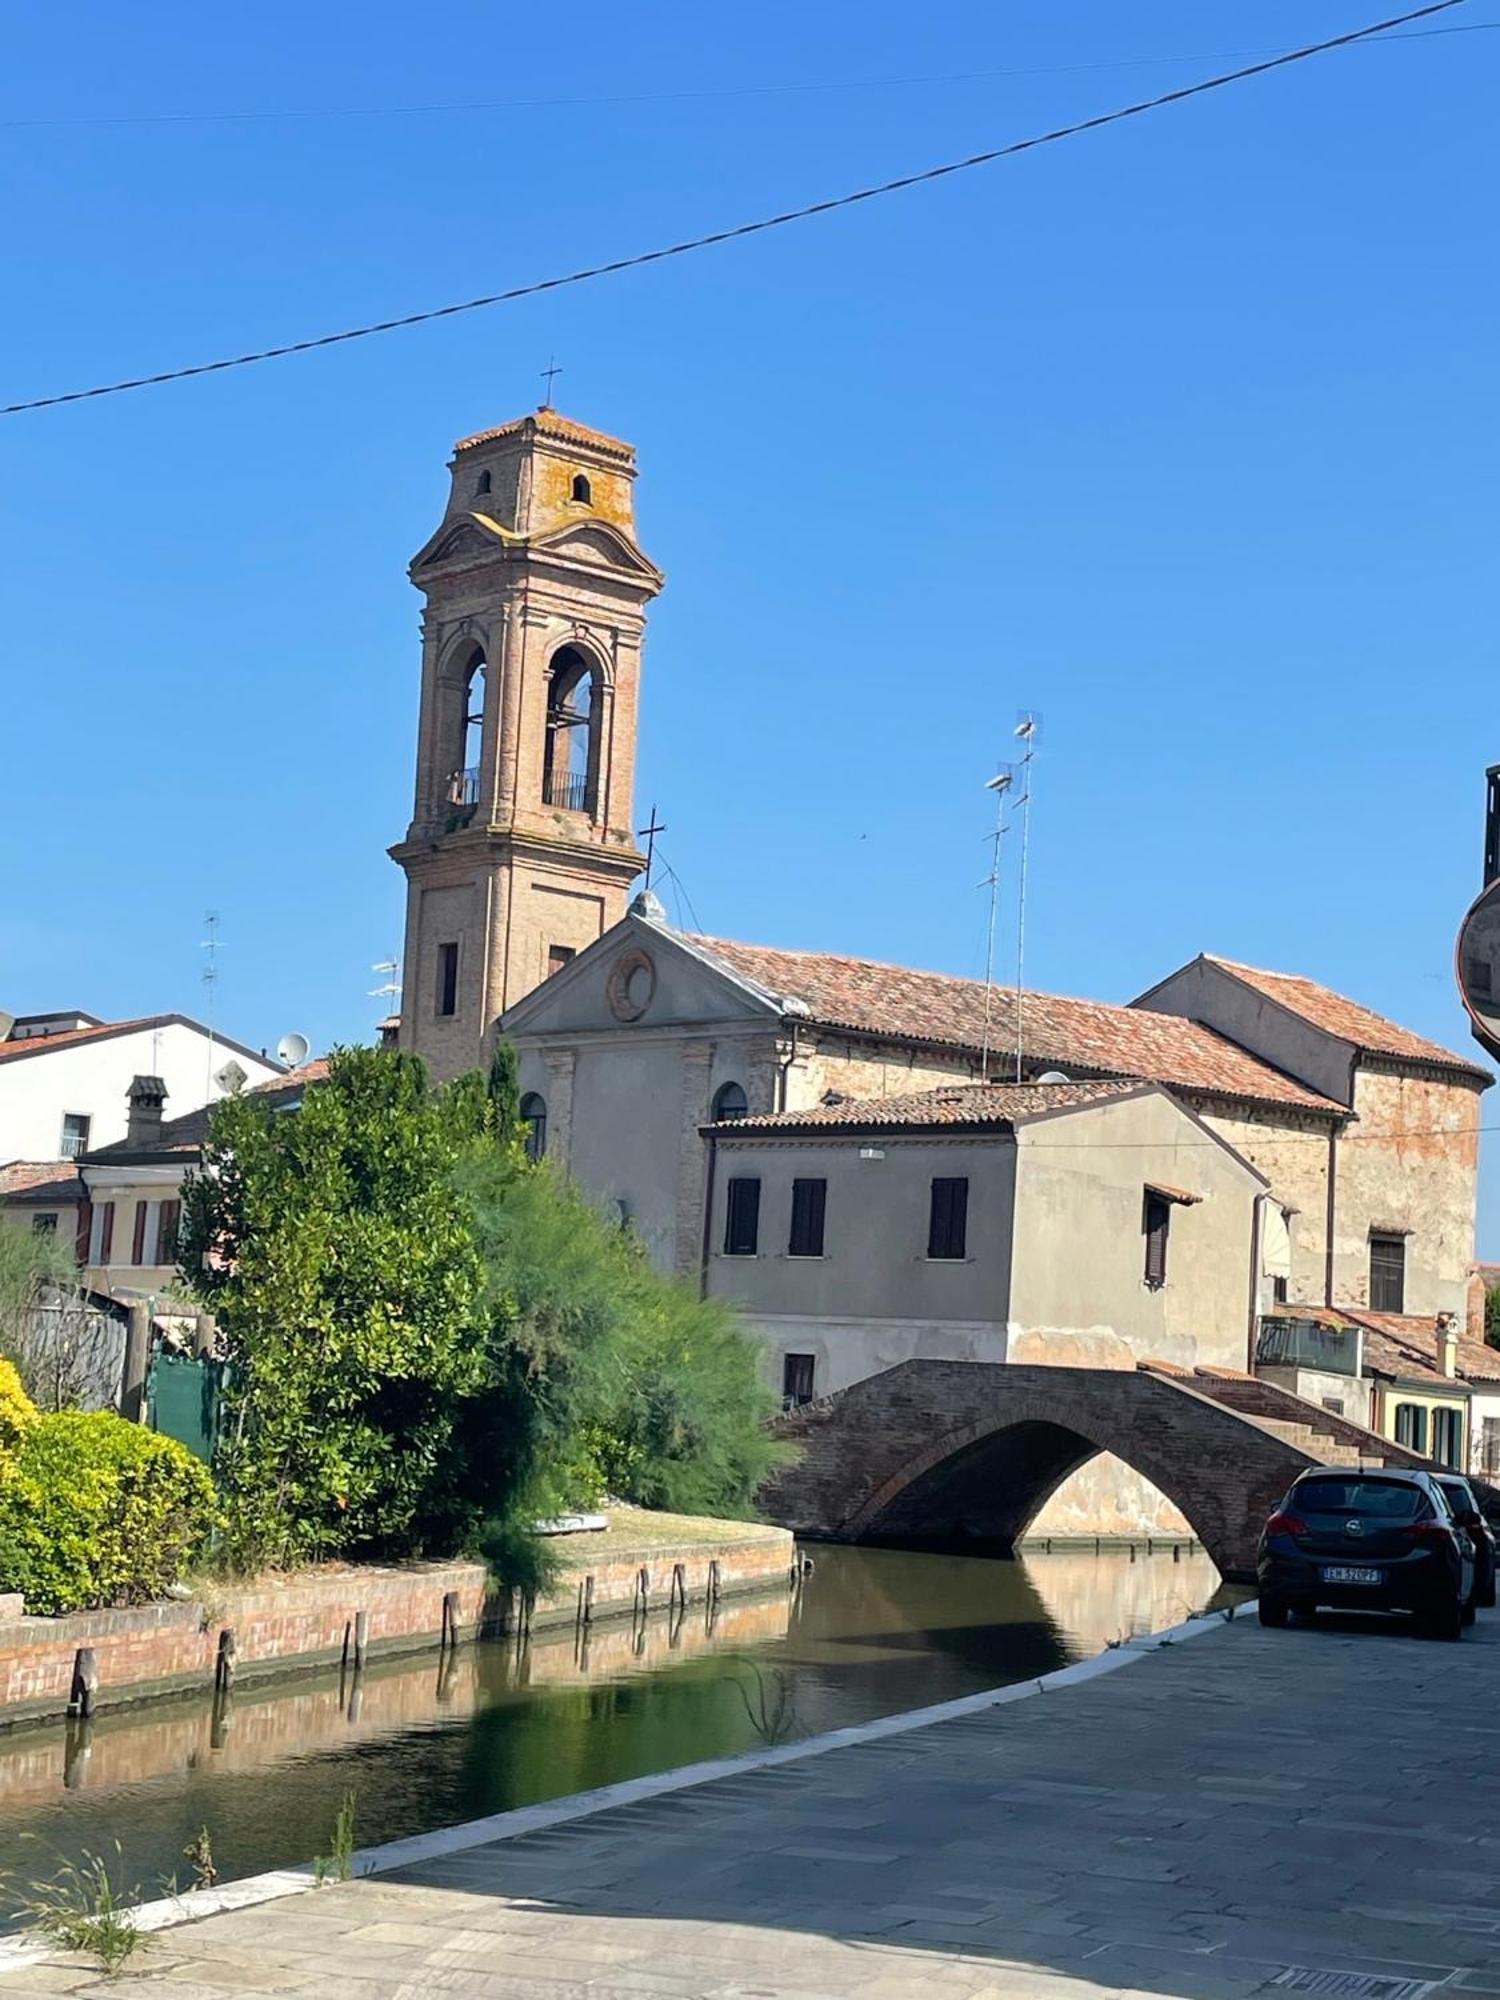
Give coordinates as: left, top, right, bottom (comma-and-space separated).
1486, 1283, 1500, 1352
180, 1042, 780, 1576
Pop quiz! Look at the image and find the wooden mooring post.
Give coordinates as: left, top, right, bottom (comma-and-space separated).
353, 1609, 369, 1670
440, 1589, 460, 1652
214, 1628, 236, 1697
68, 1648, 98, 1719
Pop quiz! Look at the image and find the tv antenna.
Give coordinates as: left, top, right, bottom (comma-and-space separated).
978, 766, 1014, 1076
1012, 712, 1041, 1083
200, 911, 223, 1097
370, 954, 402, 1029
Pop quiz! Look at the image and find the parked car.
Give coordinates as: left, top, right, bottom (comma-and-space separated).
1257, 1467, 1474, 1640
1434, 1472, 1497, 1612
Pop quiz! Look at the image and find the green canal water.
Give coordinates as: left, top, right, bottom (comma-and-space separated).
0, 1544, 1233, 1922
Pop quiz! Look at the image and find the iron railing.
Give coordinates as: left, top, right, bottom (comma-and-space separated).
1255, 1315, 1362, 1378
446, 766, 479, 807
543, 769, 591, 813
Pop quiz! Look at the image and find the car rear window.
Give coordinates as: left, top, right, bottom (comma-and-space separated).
1294, 1478, 1426, 1520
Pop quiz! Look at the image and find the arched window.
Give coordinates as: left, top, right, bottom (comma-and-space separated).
520, 1092, 547, 1161
475, 469, 492, 496
543, 644, 598, 815
712, 1081, 748, 1122
571, 473, 592, 504
449, 650, 485, 806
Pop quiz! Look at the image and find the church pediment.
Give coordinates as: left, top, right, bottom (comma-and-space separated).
529, 520, 664, 587
411, 516, 508, 570
502, 913, 779, 1037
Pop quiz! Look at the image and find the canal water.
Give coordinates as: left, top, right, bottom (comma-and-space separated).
0, 1544, 1231, 1921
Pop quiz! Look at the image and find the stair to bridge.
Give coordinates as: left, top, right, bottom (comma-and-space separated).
1138, 1364, 1419, 1475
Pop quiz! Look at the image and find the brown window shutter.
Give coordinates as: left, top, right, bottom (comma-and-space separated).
74, 1199, 93, 1266
157, 1199, 181, 1264
131, 1200, 148, 1266
99, 1201, 115, 1262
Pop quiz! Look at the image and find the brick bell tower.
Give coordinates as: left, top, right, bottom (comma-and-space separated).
390, 405, 664, 1079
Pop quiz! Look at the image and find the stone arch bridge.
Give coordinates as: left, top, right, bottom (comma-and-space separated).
765, 1361, 1431, 1581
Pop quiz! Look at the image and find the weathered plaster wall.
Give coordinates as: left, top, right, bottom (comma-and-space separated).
1331, 1063, 1482, 1318
1136, 959, 1355, 1103
787, 1039, 976, 1110
1026, 1457, 1192, 1542
1196, 1104, 1335, 1308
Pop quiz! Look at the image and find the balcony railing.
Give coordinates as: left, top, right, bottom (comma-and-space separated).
1255, 1315, 1362, 1378
543, 769, 591, 813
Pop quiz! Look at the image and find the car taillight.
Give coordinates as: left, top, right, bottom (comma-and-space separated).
1402, 1521, 1452, 1543
1266, 1511, 1308, 1536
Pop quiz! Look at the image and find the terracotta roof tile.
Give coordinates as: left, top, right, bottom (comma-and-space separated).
1343, 1309, 1500, 1385
0, 1160, 82, 1202
713, 1078, 1143, 1134
85, 1057, 332, 1160
681, 934, 1345, 1117
0, 1015, 170, 1064
1204, 955, 1489, 1080
455, 408, 632, 457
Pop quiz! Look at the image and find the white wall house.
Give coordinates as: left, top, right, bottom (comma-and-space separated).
0, 1015, 281, 1165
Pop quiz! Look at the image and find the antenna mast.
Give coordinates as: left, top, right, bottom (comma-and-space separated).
200, 911, 222, 1098
979, 767, 1013, 1076
370, 955, 402, 1038
1012, 713, 1040, 1083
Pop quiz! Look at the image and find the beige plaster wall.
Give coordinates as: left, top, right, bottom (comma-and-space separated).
1195, 1104, 1334, 1308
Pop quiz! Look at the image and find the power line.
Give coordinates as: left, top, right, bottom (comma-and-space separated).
1, 0, 1467, 420
2, 21, 1490, 133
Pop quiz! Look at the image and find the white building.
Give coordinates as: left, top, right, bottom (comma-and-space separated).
0, 1012, 280, 1166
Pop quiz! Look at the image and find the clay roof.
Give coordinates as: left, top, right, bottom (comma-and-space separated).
0, 1013, 277, 1074
86, 1058, 332, 1161
712, 1078, 1145, 1135
681, 934, 1345, 1117
1204, 956, 1489, 1080
454, 407, 632, 458
0, 1160, 82, 1203
1343, 1309, 1500, 1386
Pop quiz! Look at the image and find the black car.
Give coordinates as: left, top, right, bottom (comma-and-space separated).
1257, 1467, 1474, 1640
1435, 1472, 1497, 1611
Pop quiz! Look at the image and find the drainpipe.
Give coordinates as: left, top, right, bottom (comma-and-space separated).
777, 1019, 800, 1113
698, 1130, 718, 1300
1247, 1192, 1267, 1372
1323, 1126, 1338, 1307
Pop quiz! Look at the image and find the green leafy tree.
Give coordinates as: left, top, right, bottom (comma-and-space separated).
1486, 1283, 1500, 1352
179, 1047, 494, 1567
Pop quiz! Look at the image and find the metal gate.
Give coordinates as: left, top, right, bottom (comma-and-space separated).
146, 1351, 226, 1462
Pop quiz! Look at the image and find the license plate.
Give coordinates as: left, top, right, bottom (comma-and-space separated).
1322, 1565, 1381, 1585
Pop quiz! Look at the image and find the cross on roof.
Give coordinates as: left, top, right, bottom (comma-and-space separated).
540, 358, 562, 406
637, 805, 667, 888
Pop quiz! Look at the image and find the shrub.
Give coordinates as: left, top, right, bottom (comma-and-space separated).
0, 1357, 36, 1463
0, 1412, 220, 1615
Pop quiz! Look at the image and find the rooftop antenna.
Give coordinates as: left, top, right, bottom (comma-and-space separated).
200, 911, 222, 1099
978, 766, 1014, 1077
369, 954, 402, 1029
1012, 712, 1041, 1083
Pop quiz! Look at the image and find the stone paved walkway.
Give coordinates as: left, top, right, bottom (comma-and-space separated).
5, 1608, 1500, 1999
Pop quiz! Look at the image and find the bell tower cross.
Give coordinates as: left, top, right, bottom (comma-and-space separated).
390, 406, 665, 1079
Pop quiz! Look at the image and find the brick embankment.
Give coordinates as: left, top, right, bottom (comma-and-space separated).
0, 1510, 792, 1726
8, 1608, 1500, 2000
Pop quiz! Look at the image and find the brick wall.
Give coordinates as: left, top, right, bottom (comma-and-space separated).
0, 1522, 792, 1726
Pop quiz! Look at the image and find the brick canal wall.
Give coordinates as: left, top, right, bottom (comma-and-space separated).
0, 1519, 794, 1727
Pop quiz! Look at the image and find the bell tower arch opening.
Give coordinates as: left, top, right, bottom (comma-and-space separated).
390, 405, 665, 1080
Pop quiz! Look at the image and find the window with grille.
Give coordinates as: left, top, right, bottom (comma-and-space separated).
788, 1178, 827, 1257
1143, 1191, 1171, 1289
724, 1176, 761, 1256
782, 1352, 816, 1408
1369, 1233, 1406, 1313
60, 1112, 91, 1160
1432, 1405, 1464, 1470
1394, 1402, 1428, 1453
927, 1177, 968, 1260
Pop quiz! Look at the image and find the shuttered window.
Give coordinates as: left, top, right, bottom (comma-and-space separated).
1370, 1233, 1406, 1314
788, 1178, 827, 1258
1432, 1406, 1464, 1470
782, 1353, 816, 1408
724, 1177, 761, 1256
131, 1200, 148, 1266
1144, 1192, 1171, 1289
157, 1199, 181, 1265
1395, 1402, 1428, 1453
927, 1177, 968, 1260
98, 1201, 115, 1263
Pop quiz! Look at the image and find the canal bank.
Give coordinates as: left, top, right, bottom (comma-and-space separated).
0, 1545, 1225, 1927
6, 1604, 1498, 1999
0, 1509, 793, 1727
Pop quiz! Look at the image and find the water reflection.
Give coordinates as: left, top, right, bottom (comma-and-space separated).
0, 1545, 1225, 1920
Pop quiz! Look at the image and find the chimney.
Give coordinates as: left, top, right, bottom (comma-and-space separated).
126, 1075, 167, 1150
1437, 1312, 1460, 1380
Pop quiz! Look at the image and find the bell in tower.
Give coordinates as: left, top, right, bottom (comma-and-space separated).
390, 406, 665, 1079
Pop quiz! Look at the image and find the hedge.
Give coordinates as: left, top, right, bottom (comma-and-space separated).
0, 1410, 221, 1615
0, 1358, 33, 1468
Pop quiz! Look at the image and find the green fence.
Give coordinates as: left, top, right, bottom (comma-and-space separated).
146, 1350, 226, 1462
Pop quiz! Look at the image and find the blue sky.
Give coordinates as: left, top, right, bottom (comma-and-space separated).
3, 3, 1497, 1241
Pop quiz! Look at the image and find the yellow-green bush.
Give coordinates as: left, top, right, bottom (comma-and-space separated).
0, 1412, 220, 1615
0, 1357, 36, 1478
